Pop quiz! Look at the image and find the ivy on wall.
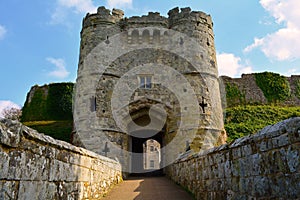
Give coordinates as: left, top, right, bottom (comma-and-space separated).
21, 83, 74, 122
21, 85, 48, 121
46, 83, 74, 120
254, 72, 291, 103
295, 80, 300, 99
225, 82, 245, 107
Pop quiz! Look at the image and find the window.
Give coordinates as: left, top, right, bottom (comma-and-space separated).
139, 75, 152, 89
90, 96, 96, 112
150, 146, 154, 152
150, 160, 155, 168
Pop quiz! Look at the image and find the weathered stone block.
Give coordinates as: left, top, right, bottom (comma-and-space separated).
241, 144, 252, 157
0, 119, 21, 148
56, 181, 83, 200
286, 146, 299, 173
7, 150, 25, 180
232, 147, 242, 159
224, 160, 232, 178
21, 152, 49, 181
282, 174, 300, 199
0, 181, 19, 200
250, 153, 262, 176
253, 176, 270, 197
49, 159, 85, 182
0, 148, 9, 179
18, 181, 57, 200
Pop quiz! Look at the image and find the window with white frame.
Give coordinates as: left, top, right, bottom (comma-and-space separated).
139, 75, 152, 89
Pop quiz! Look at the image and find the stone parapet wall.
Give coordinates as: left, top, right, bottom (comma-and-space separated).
167, 117, 300, 199
0, 119, 122, 200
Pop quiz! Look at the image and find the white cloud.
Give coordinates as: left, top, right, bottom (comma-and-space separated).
50, 0, 133, 24
0, 25, 7, 40
245, 0, 300, 61
107, 0, 133, 9
47, 57, 70, 79
51, 0, 97, 24
0, 101, 20, 118
244, 37, 264, 53
217, 53, 253, 77
57, 0, 97, 13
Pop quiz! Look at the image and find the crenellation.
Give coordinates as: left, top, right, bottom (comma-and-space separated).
168, 7, 213, 29
82, 7, 124, 29
167, 7, 179, 17
97, 6, 111, 16
127, 15, 168, 28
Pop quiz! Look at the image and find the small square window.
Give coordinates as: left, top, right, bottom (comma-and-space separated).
139, 75, 152, 89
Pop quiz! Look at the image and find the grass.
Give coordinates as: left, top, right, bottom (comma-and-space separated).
224, 105, 300, 143
23, 120, 73, 143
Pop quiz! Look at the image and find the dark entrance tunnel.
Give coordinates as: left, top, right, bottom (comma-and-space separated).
130, 130, 164, 176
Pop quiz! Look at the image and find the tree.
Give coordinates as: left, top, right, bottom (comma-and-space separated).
1, 107, 22, 121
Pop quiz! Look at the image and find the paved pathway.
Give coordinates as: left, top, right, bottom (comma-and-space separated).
102, 176, 194, 200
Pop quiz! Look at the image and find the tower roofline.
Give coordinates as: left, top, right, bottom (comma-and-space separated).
82, 6, 213, 29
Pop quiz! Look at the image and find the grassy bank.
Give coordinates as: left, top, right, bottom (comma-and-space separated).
23, 120, 73, 143
225, 105, 300, 142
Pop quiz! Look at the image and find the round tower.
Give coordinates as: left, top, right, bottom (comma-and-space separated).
79, 6, 124, 65
168, 7, 225, 145
74, 6, 226, 175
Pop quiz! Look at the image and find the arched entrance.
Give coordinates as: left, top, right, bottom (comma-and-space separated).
127, 106, 166, 176
130, 130, 164, 176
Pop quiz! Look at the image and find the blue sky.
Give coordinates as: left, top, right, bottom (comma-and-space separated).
0, 0, 299, 114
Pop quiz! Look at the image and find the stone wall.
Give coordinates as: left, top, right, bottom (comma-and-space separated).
0, 119, 122, 200
220, 74, 300, 107
167, 117, 300, 199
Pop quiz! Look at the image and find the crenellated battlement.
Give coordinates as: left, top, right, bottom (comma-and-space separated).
127, 12, 168, 27
82, 6, 213, 31
168, 7, 213, 30
82, 6, 124, 28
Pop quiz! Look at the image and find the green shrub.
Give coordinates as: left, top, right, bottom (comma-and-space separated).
255, 72, 291, 103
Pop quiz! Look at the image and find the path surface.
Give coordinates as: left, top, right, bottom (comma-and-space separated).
102, 176, 194, 200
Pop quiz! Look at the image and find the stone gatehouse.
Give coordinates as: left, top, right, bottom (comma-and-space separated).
73, 6, 226, 174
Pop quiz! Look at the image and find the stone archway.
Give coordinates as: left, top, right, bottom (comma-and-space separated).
126, 103, 169, 175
